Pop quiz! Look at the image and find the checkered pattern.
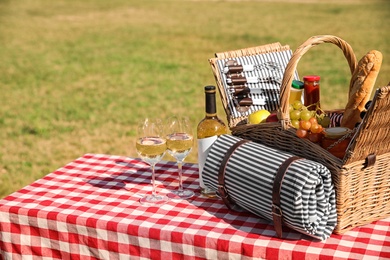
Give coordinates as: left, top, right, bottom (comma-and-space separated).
1, 154, 389, 259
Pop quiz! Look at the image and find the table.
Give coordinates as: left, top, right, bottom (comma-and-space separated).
0, 154, 389, 260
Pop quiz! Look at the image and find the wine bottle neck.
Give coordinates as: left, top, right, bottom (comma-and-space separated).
205, 91, 217, 115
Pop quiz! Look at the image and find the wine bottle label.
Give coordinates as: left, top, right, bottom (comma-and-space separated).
197, 135, 218, 188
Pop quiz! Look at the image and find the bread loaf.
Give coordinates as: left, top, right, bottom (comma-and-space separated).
341, 50, 382, 129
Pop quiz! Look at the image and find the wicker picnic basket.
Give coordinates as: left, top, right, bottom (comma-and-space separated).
209, 35, 390, 234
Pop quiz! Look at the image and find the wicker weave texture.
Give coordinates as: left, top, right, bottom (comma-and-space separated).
210, 35, 390, 234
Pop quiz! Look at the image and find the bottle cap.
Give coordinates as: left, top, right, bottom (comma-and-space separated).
291, 80, 304, 89
303, 75, 321, 81
204, 85, 216, 92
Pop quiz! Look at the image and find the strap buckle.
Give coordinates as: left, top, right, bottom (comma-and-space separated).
217, 184, 229, 199
272, 204, 282, 217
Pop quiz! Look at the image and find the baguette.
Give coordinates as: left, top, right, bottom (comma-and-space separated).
341, 50, 382, 129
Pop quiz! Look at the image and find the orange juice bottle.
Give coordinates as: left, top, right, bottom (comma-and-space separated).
289, 80, 304, 104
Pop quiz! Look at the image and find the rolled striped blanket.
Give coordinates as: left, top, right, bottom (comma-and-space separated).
202, 134, 337, 240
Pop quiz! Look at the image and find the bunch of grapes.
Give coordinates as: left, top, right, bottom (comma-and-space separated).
289, 100, 330, 143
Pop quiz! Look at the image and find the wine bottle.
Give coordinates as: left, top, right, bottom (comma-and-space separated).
197, 85, 228, 197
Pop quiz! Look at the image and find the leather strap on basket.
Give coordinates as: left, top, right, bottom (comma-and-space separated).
364, 153, 376, 168
218, 139, 250, 209
272, 156, 302, 238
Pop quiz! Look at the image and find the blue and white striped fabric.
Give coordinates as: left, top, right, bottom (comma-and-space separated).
202, 134, 337, 240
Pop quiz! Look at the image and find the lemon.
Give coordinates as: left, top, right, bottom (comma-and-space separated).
248, 109, 271, 124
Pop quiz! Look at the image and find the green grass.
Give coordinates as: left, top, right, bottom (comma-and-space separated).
1, 0, 389, 198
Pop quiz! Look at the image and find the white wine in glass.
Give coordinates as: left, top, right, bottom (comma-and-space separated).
166, 116, 195, 199
135, 118, 169, 205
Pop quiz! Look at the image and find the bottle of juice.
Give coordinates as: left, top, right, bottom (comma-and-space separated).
289, 80, 304, 104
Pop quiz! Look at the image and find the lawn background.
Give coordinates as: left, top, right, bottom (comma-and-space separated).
1, 0, 389, 198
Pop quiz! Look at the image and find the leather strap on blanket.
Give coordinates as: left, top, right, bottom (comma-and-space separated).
218, 139, 250, 209
217, 140, 303, 238
272, 156, 302, 238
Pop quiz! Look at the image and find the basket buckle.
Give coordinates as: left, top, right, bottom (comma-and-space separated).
364, 153, 376, 168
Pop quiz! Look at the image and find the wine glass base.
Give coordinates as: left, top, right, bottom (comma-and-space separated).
140, 194, 169, 206
167, 189, 195, 200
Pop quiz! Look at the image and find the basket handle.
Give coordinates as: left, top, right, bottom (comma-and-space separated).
278, 35, 358, 130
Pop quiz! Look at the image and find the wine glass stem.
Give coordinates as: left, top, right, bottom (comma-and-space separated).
151, 164, 157, 197
177, 160, 183, 192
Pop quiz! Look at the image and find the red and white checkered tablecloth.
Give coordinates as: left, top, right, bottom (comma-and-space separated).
0, 154, 389, 260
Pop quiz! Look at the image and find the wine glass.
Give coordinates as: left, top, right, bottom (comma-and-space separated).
166, 116, 195, 199
135, 118, 169, 205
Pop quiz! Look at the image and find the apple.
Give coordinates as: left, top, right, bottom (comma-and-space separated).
266, 113, 278, 123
